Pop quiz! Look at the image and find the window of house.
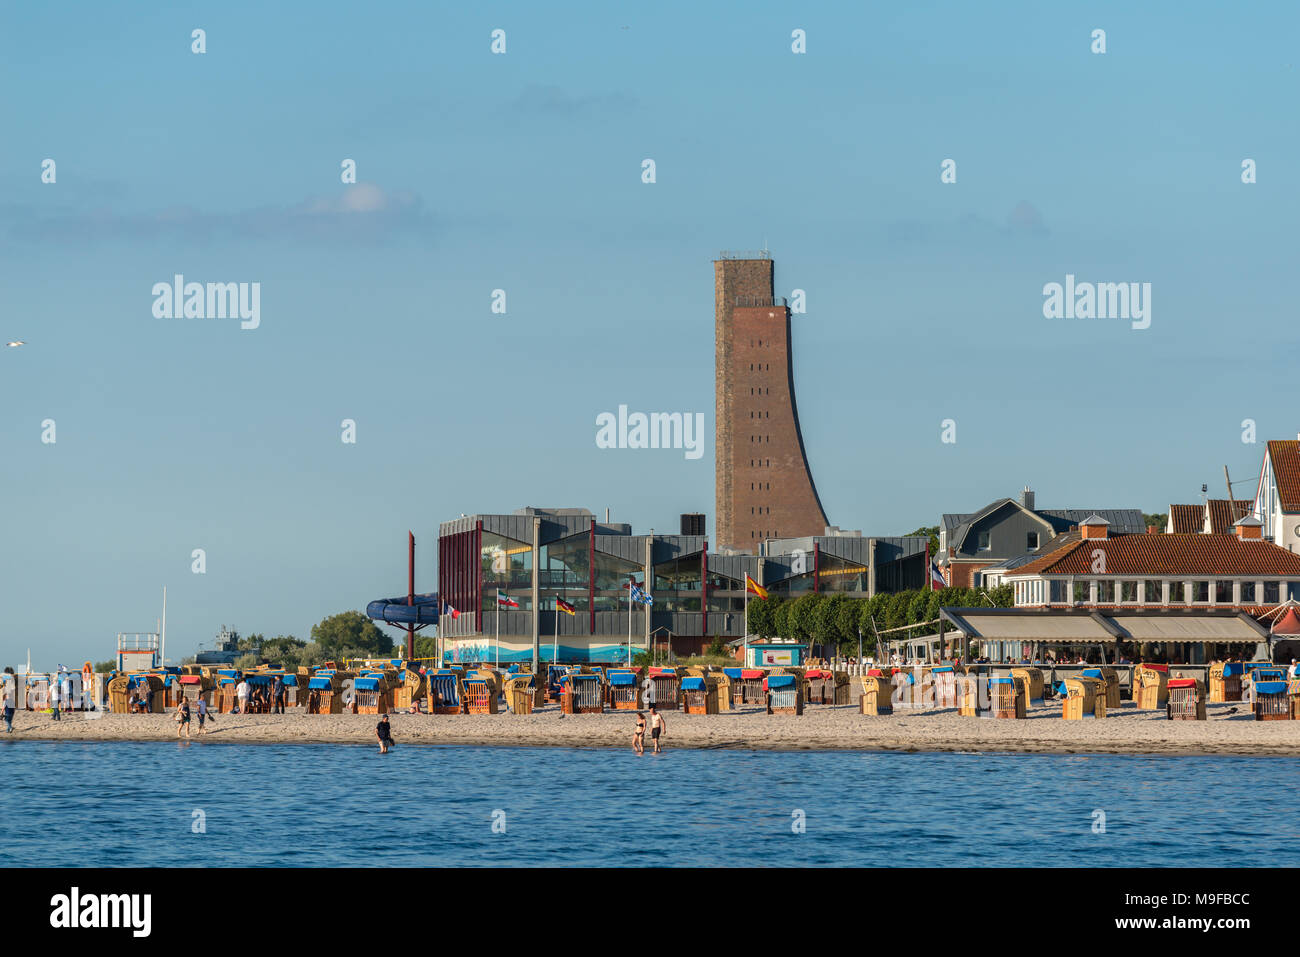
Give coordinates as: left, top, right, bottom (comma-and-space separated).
1214, 580, 1232, 603
1143, 580, 1163, 604
1241, 581, 1258, 604
1096, 581, 1115, 603
1169, 581, 1185, 603
1264, 581, 1280, 603
1027, 532, 1039, 550
1193, 581, 1210, 602
1120, 581, 1138, 602
1073, 580, 1090, 603
1050, 580, 1067, 602
978, 531, 991, 551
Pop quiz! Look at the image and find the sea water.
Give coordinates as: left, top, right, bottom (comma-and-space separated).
0, 741, 1293, 867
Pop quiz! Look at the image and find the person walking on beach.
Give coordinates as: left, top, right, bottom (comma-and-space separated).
648, 705, 665, 754
376, 713, 394, 754
49, 678, 60, 721
2, 671, 15, 733
175, 697, 191, 739
633, 712, 645, 754
196, 695, 209, 735
235, 678, 249, 714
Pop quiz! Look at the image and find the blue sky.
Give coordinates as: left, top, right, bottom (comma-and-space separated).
2, 1, 1297, 666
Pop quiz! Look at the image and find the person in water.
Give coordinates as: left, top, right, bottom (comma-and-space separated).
633, 712, 645, 754
376, 714, 394, 753
648, 705, 666, 754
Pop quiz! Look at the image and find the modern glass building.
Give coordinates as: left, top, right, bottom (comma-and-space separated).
437, 507, 929, 663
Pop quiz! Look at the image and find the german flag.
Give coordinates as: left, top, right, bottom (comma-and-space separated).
556, 598, 576, 616
745, 575, 768, 600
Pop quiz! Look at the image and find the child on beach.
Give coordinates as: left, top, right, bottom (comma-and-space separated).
376, 714, 394, 753
648, 705, 665, 754
633, 712, 645, 754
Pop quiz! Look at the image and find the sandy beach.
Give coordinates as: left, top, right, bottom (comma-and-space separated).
6, 701, 1297, 756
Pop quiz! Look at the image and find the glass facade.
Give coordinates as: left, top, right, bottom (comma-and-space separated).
766, 572, 813, 599
707, 572, 745, 613
480, 531, 532, 613
539, 534, 590, 612
653, 554, 703, 612
816, 553, 869, 593
593, 550, 644, 614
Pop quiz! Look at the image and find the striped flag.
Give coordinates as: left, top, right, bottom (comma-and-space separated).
442, 601, 460, 620
628, 582, 653, 605
496, 590, 519, 608
556, 598, 576, 616
745, 575, 769, 600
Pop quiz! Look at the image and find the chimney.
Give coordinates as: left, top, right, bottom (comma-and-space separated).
1079, 514, 1110, 540
1147, 526, 1157, 534
1234, 516, 1263, 541
1019, 486, 1035, 511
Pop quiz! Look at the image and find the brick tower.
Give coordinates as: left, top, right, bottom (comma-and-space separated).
714, 253, 828, 551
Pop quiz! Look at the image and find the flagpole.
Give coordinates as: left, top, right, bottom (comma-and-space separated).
553, 599, 559, 667
744, 581, 749, 669
627, 578, 633, 667
495, 594, 500, 669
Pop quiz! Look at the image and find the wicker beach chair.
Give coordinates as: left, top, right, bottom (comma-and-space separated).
988, 676, 1025, 719
681, 676, 719, 715
1166, 678, 1206, 720
463, 677, 499, 715
1134, 664, 1168, 709
1208, 661, 1244, 702
647, 668, 680, 711
932, 666, 958, 708
1253, 680, 1290, 721
559, 673, 603, 714
859, 674, 893, 715
956, 674, 978, 716
1010, 667, 1044, 705
765, 673, 803, 715
1062, 676, 1105, 720
354, 676, 390, 715
426, 671, 464, 714
607, 670, 642, 711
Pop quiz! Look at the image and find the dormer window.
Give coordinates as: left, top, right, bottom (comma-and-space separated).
978, 531, 991, 551
1027, 532, 1039, 550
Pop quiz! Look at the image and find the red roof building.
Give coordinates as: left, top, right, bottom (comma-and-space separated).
1005, 514, 1300, 614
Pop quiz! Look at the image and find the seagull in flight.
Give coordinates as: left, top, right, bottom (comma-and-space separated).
5, 340, 24, 348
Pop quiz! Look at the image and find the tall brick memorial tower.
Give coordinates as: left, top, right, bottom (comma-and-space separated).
714, 252, 828, 551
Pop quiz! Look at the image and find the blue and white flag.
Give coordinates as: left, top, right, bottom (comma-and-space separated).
630, 583, 653, 606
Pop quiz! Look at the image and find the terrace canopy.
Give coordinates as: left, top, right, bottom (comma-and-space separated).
938, 608, 1271, 663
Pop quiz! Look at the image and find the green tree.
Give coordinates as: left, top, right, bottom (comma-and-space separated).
747, 595, 774, 638
773, 598, 794, 640
310, 611, 394, 658
1142, 513, 1167, 532
906, 525, 941, 558
814, 593, 844, 647
836, 597, 862, 653
789, 593, 824, 643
